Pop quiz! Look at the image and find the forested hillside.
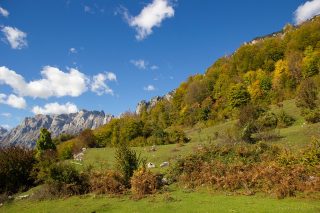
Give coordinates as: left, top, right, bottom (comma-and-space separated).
81, 16, 320, 148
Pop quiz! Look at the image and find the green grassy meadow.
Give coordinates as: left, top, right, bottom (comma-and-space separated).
2, 188, 320, 213
2, 100, 320, 213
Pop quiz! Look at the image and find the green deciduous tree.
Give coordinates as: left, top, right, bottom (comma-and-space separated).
229, 84, 251, 108
302, 46, 320, 78
36, 128, 56, 157
115, 143, 144, 186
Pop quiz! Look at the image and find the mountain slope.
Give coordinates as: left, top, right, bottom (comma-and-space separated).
0, 126, 8, 141
0, 110, 113, 148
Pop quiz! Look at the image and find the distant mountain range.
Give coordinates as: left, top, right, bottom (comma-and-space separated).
0, 110, 113, 148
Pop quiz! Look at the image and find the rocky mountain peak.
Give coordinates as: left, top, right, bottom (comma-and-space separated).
0, 126, 8, 141
0, 110, 113, 148
135, 89, 176, 114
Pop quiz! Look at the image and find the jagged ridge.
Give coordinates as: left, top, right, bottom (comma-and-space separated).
0, 110, 113, 148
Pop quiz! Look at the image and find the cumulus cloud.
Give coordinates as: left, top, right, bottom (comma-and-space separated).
1, 26, 28, 49
0, 93, 27, 109
130, 59, 148, 69
91, 72, 116, 96
32, 102, 78, 115
144, 84, 155, 91
0, 66, 117, 98
69, 47, 77, 54
294, 0, 320, 25
121, 0, 175, 40
0, 7, 9, 17
0, 66, 88, 99
106, 72, 117, 81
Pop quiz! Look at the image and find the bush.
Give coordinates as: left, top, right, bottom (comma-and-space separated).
296, 78, 318, 109
57, 141, 74, 160
167, 127, 190, 144
33, 149, 58, 183
90, 170, 126, 195
241, 122, 257, 143
257, 112, 278, 129
302, 108, 320, 123
168, 143, 319, 198
0, 147, 36, 194
53, 133, 75, 145
115, 143, 145, 186
277, 111, 295, 128
78, 129, 97, 148
46, 163, 89, 197
131, 168, 162, 199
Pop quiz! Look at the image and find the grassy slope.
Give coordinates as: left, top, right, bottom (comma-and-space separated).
2, 189, 320, 213
2, 100, 320, 212
69, 100, 319, 172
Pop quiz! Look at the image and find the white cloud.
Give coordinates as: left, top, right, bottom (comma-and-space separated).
0, 7, 9, 17
1, 113, 11, 118
1, 26, 27, 49
144, 84, 155, 91
0, 93, 27, 109
121, 0, 175, 40
150, 65, 159, 70
84, 5, 93, 13
294, 0, 320, 25
91, 72, 116, 96
130, 59, 148, 69
106, 72, 117, 81
32, 102, 78, 115
0, 66, 117, 98
0, 66, 88, 99
69, 47, 77, 54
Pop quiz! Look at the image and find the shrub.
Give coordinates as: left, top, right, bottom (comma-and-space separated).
53, 133, 75, 145
217, 126, 241, 145
46, 163, 89, 197
33, 149, 58, 183
167, 127, 190, 144
302, 108, 320, 123
0, 147, 36, 194
238, 105, 264, 126
257, 112, 278, 129
276, 111, 295, 128
130, 136, 147, 147
168, 143, 319, 198
296, 78, 318, 109
78, 129, 97, 148
57, 141, 74, 160
241, 122, 257, 143
90, 170, 126, 195
115, 143, 145, 186
131, 168, 161, 199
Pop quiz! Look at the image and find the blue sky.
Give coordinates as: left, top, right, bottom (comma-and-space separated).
0, 0, 318, 129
